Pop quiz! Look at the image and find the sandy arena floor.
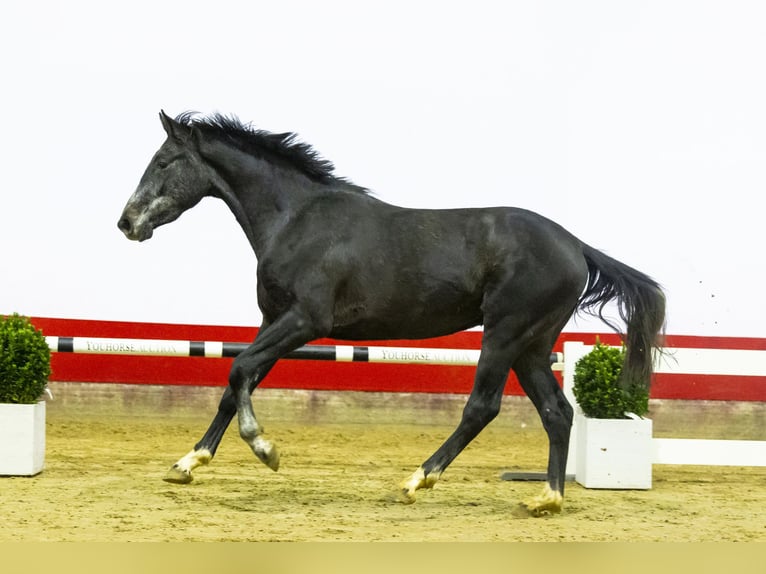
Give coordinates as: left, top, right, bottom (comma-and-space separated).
1, 383, 764, 541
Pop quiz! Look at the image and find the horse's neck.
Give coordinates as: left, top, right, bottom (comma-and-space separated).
201, 142, 316, 257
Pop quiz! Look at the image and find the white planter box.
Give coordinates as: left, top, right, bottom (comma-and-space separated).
575, 412, 652, 489
0, 401, 46, 476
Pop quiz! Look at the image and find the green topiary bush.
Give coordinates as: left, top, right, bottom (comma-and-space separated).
0, 314, 51, 404
572, 340, 649, 419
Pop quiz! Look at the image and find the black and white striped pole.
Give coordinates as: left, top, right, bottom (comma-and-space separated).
46, 336, 562, 368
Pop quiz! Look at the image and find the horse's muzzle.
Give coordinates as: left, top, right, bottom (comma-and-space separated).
117, 214, 153, 241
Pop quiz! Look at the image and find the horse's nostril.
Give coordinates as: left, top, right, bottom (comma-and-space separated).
118, 217, 132, 234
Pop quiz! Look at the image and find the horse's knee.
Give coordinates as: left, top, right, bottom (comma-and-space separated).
228, 359, 248, 389
462, 394, 502, 428
229, 356, 273, 396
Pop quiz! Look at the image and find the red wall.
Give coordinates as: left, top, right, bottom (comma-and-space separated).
31, 317, 766, 401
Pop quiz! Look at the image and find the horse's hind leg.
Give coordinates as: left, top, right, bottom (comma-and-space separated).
399, 334, 516, 503
513, 349, 574, 516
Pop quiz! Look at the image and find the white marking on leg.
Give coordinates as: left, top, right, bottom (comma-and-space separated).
523, 483, 563, 516
164, 448, 212, 484
250, 434, 280, 471
399, 466, 441, 503
176, 448, 212, 474
237, 410, 280, 471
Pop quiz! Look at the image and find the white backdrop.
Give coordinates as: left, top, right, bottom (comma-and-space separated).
2, 1, 764, 337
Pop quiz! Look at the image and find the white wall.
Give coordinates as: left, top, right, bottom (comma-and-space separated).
2, 1, 764, 337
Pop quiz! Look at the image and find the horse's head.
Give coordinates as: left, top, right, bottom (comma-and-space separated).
118, 111, 211, 241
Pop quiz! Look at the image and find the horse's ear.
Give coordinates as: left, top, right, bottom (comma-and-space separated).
190, 126, 203, 150
159, 110, 174, 134
159, 110, 190, 143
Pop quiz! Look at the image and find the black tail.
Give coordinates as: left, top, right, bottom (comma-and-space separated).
578, 244, 666, 390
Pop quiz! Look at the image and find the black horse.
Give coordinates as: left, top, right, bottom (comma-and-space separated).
118, 111, 665, 515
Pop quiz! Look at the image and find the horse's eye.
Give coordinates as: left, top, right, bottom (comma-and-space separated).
157, 160, 168, 169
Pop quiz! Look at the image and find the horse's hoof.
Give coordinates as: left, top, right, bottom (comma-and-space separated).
398, 469, 424, 504
521, 484, 563, 517
252, 436, 280, 471
163, 464, 193, 484
397, 466, 440, 504
512, 503, 556, 518
398, 487, 417, 505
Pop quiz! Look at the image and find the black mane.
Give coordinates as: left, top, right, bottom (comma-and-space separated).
176, 112, 368, 193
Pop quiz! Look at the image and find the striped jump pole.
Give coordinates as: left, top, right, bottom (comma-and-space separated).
46, 336, 563, 368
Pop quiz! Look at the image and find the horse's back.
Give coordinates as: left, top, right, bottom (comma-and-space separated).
270, 197, 588, 341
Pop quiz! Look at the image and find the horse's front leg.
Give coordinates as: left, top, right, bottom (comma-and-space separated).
163, 361, 277, 483
233, 359, 282, 471
229, 309, 319, 469
162, 319, 276, 484
163, 386, 235, 484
